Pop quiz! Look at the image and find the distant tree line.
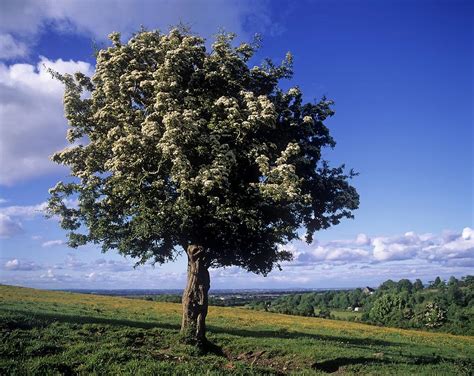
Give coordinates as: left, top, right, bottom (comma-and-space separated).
133, 294, 269, 307
247, 275, 474, 335
248, 288, 371, 317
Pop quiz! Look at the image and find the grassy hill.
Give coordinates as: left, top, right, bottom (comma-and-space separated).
1, 285, 473, 375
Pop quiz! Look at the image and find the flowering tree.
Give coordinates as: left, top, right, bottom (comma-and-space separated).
48, 28, 359, 344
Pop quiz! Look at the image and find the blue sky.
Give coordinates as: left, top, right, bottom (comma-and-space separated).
0, 0, 472, 290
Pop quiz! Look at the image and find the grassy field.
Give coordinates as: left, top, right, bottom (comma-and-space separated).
1, 285, 473, 375
328, 310, 362, 321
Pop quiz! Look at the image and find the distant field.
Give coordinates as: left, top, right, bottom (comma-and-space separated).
1, 285, 473, 375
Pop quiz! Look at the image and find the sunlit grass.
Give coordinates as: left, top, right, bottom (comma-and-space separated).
1, 284, 473, 375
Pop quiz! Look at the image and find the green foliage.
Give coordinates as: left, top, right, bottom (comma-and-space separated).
248, 275, 474, 335
429, 277, 446, 289
47, 27, 358, 274
396, 279, 413, 293
140, 294, 182, 303
379, 279, 397, 291
249, 288, 370, 317
413, 279, 424, 292
363, 276, 473, 333
368, 294, 406, 325
318, 307, 331, 319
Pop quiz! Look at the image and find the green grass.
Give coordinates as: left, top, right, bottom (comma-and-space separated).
329, 310, 363, 321
1, 285, 473, 375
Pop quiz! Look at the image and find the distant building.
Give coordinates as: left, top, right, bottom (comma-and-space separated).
362, 287, 375, 295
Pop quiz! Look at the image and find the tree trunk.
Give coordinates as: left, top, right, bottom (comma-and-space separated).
181, 244, 210, 344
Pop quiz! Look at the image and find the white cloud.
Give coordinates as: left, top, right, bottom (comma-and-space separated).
3, 228, 472, 289
4, 258, 41, 271
85, 271, 113, 282
0, 202, 47, 218
325, 233, 371, 248
39, 268, 72, 281
98, 259, 133, 272
462, 227, 473, 240
367, 228, 474, 264
0, 213, 23, 238
211, 228, 474, 288
0, 202, 49, 238
355, 233, 371, 245
63, 253, 87, 269
372, 237, 418, 262
4, 259, 19, 269
0, 34, 28, 59
77, 257, 134, 272
0, 57, 93, 185
422, 229, 474, 262
443, 258, 474, 267
0, 0, 278, 56
278, 243, 301, 258
41, 239, 65, 248
297, 245, 369, 263
40, 269, 54, 279
291, 227, 474, 267
0, 1, 280, 185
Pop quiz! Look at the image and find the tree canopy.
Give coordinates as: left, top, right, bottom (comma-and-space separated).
47, 27, 359, 275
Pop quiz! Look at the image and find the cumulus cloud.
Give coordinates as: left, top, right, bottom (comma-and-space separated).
324, 233, 371, 248
63, 253, 87, 269
50, 254, 134, 273
367, 228, 474, 265
372, 235, 419, 262
462, 227, 473, 240
85, 271, 105, 282
291, 227, 474, 267
0, 213, 23, 238
0, 1, 281, 185
4, 258, 41, 271
0, 57, 93, 185
297, 245, 369, 263
0, 33, 28, 59
40, 268, 71, 281
0, 0, 278, 57
3, 228, 472, 289
355, 233, 371, 245
0, 202, 50, 238
422, 228, 474, 262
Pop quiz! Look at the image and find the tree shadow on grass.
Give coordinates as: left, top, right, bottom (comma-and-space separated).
312, 356, 392, 373
2, 307, 228, 358
200, 339, 226, 357
207, 325, 404, 349
0, 308, 180, 332
311, 355, 447, 373
3, 307, 403, 349
2, 307, 470, 371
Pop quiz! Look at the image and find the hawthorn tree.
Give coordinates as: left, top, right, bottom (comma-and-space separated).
47, 28, 359, 344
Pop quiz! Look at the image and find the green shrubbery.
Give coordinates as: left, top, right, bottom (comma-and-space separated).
249, 275, 474, 335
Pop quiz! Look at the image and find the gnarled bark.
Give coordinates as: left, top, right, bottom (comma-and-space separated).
181, 245, 210, 344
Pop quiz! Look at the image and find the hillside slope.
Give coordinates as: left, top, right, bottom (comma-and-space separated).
1, 285, 473, 375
